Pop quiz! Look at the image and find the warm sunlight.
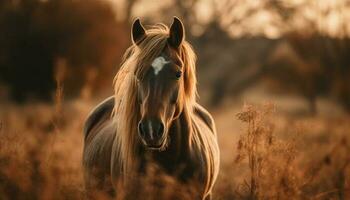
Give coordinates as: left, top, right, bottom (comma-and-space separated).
0, 0, 349, 199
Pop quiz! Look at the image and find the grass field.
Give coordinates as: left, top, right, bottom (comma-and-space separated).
0, 91, 349, 199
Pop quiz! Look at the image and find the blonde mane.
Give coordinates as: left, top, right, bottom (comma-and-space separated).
83, 21, 219, 198
111, 23, 198, 180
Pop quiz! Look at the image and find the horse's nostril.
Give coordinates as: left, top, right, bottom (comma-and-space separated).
138, 122, 145, 137
157, 123, 164, 137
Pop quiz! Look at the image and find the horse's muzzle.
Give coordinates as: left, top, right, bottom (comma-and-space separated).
138, 118, 165, 148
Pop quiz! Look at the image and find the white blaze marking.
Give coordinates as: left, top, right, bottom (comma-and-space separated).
151, 56, 170, 75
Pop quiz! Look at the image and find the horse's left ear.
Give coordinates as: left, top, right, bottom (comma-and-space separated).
132, 18, 146, 45
168, 17, 185, 49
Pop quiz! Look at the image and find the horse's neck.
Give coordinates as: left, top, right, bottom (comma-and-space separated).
168, 110, 193, 156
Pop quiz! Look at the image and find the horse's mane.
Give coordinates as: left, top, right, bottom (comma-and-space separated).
111, 23, 197, 179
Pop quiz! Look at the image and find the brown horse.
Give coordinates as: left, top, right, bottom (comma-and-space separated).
83, 17, 220, 199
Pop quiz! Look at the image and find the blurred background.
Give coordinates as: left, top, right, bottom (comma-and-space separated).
0, 0, 349, 199
1, 0, 349, 113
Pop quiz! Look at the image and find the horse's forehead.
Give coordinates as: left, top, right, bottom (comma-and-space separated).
149, 47, 180, 76
151, 56, 170, 75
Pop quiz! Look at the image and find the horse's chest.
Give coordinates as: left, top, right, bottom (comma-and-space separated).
147, 149, 206, 183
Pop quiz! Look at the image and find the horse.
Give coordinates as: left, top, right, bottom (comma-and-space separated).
82, 17, 220, 200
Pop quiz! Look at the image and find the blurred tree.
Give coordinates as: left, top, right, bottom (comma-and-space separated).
192, 0, 350, 113
0, 0, 54, 101
0, 0, 128, 102
264, 32, 350, 114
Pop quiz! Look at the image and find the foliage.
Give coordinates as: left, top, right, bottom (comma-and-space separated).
0, 0, 127, 101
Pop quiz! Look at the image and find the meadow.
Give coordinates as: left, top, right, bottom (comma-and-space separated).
0, 89, 349, 199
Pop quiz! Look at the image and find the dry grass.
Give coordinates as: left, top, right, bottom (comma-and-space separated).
0, 99, 349, 199
0, 100, 88, 199
234, 103, 300, 199
214, 103, 350, 200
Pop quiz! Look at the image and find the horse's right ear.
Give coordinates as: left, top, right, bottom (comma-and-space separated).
131, 19, 146, 45
168, 17, 185, 49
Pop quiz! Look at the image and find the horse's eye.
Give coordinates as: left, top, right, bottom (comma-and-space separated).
175, 71, 182, 79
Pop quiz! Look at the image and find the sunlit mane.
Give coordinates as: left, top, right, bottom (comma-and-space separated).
111, 23, 197, 178
83, 20, 219, 198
